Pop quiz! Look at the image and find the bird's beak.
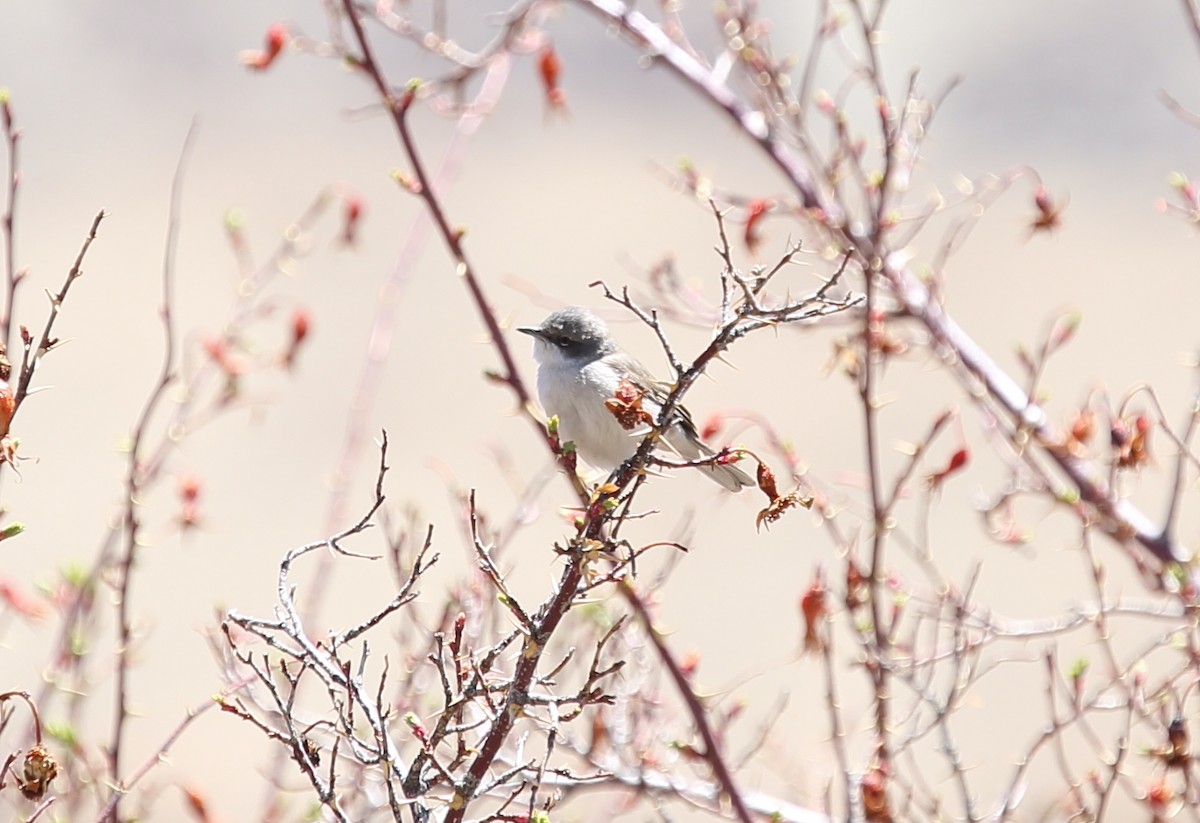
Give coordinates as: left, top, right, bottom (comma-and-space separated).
517, 326, 542, 338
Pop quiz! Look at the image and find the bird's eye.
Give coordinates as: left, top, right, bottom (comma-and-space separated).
555, 336, 571, 348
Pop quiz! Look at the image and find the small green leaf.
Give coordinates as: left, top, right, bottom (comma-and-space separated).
45, 720, 77, 746
223, 207, 245, 232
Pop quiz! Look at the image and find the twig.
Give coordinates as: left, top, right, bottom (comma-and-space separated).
857, 258, 894, 761
0, 690, 46, 744
321, 10, 515, 558
106, 120, 196, 822
93, 688, 235, 823
12, 209, 105, 412
1, 90, 20, 354
619, 578, 753, 823
338, 0, 540, 431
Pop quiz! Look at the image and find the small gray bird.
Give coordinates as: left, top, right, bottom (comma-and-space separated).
519, 307, 755, 492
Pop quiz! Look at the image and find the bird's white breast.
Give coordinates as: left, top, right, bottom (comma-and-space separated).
535, 356, 643, 469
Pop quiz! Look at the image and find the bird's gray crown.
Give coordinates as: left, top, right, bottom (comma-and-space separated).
520, 307, 618, 360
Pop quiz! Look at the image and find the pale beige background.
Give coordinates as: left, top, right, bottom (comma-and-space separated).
2, 1, 1200, 820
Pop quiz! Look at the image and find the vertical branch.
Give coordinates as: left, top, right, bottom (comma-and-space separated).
819, 626, 853, 814
1, 90, 19, 353
106, 121, 196, 821
443, 556, 585, 823
847, 0, 895, 227
860, 264, 890, 753
1161, 375, 1200, 541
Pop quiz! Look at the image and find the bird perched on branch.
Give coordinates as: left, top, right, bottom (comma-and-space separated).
519, 307, 754, 492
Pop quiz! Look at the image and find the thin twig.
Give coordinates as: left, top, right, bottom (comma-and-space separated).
106, 121, 196, 822
12, 209, 105, 411
1, 90, 20, 354
619, 578, 754, 823
94, 688, 235, 823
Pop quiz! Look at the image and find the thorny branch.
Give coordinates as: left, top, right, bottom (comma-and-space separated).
317, 5, 857, 821
10, 209, 105, 414
213, 3, 1200, 823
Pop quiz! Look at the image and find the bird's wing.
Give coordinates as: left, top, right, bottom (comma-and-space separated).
626, 374, 755, 490
627, 377, 710, 456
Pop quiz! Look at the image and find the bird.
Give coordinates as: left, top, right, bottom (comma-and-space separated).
518, 306, 755, 492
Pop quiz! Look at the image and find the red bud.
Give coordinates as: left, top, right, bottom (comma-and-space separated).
340, 195, 364, 246
241, 22, 289, 71
538, 44, 567, 111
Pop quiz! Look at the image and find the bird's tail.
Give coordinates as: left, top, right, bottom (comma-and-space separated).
665, 427, 756, 492
699, 461, 756, 492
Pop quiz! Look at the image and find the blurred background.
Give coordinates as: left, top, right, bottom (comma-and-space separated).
3, 1, 1200, 819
